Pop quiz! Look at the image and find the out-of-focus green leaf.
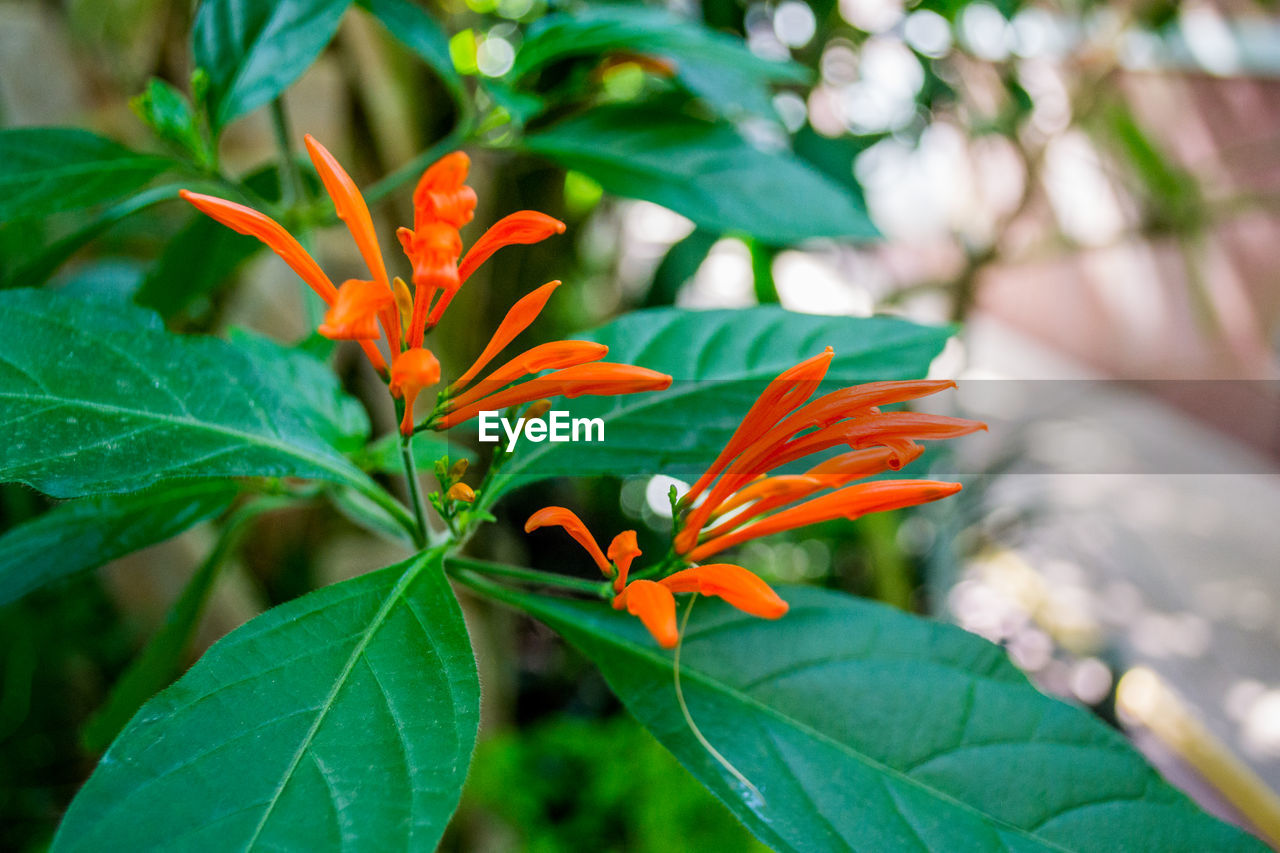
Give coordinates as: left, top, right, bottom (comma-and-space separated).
133, 210, 260, 317
470, 577, 1264, 853
358, 0, 463, 100
0, 128, 175, 221
524, 106, 877, 244
513, 6, 808, 119
0, 481, 239, 606
644, 227, 718, 308
485, 307, 949, 494
0, 184, 186, 290
0, 290, 384, 509
131, 78, 209, 165
80, 497, 292, 752
192, 0, 352, 129
54, 549, 479, 852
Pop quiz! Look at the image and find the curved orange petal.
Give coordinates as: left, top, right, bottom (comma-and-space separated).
319, 279, 395, 341
683, 348, 833, 506
458, 211, 566, 282
614, 580, 678, 648
443, 340, 608, 413
525, 507, 610, 574
689, 480, 963, 561
607, 530, 641, 592
450, 281, 562, 391
179, 190, 337, 303
413, 151, 476, 231
435, 362, 672, 429
304, 135, 390, 291
390, 347, 441, 435
659, 564, 788, 619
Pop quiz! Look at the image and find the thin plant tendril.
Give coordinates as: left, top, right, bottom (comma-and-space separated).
673, 593, 765, 806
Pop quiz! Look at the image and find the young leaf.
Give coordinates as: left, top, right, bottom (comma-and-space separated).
523, 106, 878, 244
131, 78, 210, 165
192, 0, 353, 129
468, 577, 1265, 852
0, 481, 239, 606
54, 549, 480, 852
0, 289, 379, 503
513, 6, 809, 120
485, 307, 950, 494
0, 128, 176, 221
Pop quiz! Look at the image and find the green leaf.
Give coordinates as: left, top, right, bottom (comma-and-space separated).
131, 78, 210, 165
0, 289, 380, 503
523, 106, 877, 244
470, 578, 1265, 853
644, 227, 718, 307
54, 548, 480, 852
0, 481, 239, 606
192, 0, 353, 129
486, 307, 950, 493
226, 329, 371, 452
514, 6, 809, 120
0, 128, 175, 221
134, 210, 260, 317
358, 0, 463, 101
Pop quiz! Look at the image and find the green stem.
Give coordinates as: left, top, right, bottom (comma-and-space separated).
354, 475, 420, 544
400, 434, 429, 548
445, 555, 610, 597
270, 99, 306, 210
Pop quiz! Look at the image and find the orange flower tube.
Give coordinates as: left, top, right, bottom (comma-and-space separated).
390, 348, 441, 435
688, 480, 963, 561
659, 564, 789, 619
606, 530, 642, 592
613, 580, 678, 648
525, 507, 611, 573
458, 211, 567, 282
443, 341, 609, 413
319, 279, 395, 340
449, 281, 562, 392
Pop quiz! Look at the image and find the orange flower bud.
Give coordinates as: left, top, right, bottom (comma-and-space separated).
390, 348, 441, 436
525, 506, 610, 574
525, 399, 554, 420
450, 281, 562, 392
447, 482, 476, 503
318, 279, 395, 340
659, 564, 788, 619
412, 151, 477, 230
606, 530, 642, 592
304, 135, 390, 292
613, 579, 678, 648
436, 362, 672, 429
178, 190, 337, 304
443, 340, 608, 413
458, 211, 566, 282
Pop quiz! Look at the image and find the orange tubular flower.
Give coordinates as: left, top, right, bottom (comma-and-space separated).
672, 353, 985, 558
442, 341, 609, 413
319, 279, 395, 340
390, 348, 441, 435
525, 508, 789, 648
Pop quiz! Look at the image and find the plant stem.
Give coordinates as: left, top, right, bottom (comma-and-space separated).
445, 555, 610, 597
270, 98, 306, 210
400, 433, 429, 548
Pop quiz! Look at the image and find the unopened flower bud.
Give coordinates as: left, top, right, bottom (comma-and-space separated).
525, 399, 553, 420
448, 458, 469, 479
447, 482, 475, 504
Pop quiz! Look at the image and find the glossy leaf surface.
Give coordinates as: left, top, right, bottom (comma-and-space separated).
55, 549, 479, 852
524, 106, 877, 244
0, 481, 239, 605
0, 128, 174, 220
192, 0, 352, 128
478, 578, 1264, 853
0, 289, 373, 498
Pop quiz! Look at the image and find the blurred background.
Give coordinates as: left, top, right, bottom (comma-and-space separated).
3, 0, 1280, 849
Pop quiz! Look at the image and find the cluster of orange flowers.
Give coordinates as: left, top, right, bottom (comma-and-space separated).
527, 351, 985, 647
182, 138, 669, 435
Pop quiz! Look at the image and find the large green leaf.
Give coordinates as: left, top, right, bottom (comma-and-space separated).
0, 289, 381, 504
483, 307, 950, 494
513, 6, 808, 119
469, 577, 1263, 852
54, 549, 480, 852
523, 106, 878, 244
0, 481, 239, 606
0, 128, 175, 221
193, 0, 353, 129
